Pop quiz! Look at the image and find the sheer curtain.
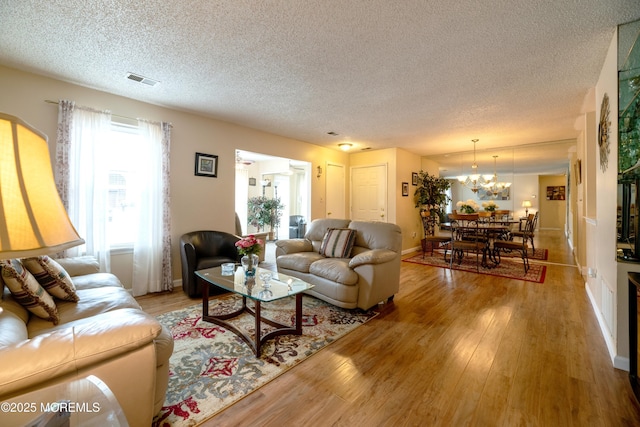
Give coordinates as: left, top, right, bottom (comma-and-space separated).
133, 120, 173, 295
56, 100, 173, 295
56, 100, 112, 272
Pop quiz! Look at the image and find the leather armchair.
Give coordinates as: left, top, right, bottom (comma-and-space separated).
289, 215, 307, 238
180, 231, 241, 298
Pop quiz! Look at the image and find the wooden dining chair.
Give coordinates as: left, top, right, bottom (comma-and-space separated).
421, 213, 451, 257
493, 226, 530, 273
447, 214, 484, 272
511, 212, 537, 251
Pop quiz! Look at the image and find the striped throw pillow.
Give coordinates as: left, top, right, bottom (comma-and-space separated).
319, 228, 357, 258
22, 256, 79, 302
1, 259, 59, 324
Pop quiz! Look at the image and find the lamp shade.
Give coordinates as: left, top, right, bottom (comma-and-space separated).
0, 113, 84, 259
522, 200, 532, 208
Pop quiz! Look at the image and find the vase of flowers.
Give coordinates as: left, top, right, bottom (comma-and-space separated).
456, 199, 479, 214
235, 235, 263, 278
482, 200, 497, 212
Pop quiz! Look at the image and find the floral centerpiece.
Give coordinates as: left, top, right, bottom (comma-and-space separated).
235, 235, 263, 278
235, 234, 263, 256
482, 200, 497, 212
456, 199, 479, 214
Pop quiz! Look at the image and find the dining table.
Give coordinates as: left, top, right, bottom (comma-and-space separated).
441, 221, 513, 268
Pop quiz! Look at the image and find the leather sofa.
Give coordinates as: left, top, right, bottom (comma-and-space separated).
0, 256, 173, 427
275, 218, 402, 310
180, 230, 241, 297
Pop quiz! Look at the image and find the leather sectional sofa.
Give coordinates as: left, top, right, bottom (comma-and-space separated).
0, 256, 173, 426
275, 218, 402, 310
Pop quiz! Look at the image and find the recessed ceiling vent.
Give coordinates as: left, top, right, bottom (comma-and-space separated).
126, 72, 159, 86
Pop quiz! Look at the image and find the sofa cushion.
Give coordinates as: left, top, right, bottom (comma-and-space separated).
27, 285, 142, 336
309, 258, 359, 285
277, 252, 324, 273
22, 256, 79, 302
1, 260, 59, 325
320, 228, 357, 258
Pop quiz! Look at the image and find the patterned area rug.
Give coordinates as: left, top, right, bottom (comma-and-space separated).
501, 247, 548, 261
152, 295, 377, 426
403, 250, 546, 283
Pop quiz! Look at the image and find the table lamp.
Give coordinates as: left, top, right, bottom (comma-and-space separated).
522, 200, 532, 217
0, 113, 84, 260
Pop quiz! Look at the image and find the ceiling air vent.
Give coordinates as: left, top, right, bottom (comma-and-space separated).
126, 72, 159, 87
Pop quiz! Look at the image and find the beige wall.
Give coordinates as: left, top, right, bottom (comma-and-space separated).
538, 175, 568, 230
0, 65, 348, 287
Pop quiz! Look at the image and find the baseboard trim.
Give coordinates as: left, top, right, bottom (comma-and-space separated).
585, 281, 629, 371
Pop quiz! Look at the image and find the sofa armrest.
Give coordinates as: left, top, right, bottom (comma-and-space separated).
55, 256, 100, 277
275, 239, 313, 256
0, 309, 161, 396
349, 249, 397, 268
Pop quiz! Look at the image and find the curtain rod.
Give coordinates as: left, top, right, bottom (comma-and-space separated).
44, 99, 172, 127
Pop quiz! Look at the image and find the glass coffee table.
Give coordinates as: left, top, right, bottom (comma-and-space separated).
196, 265, 313, 357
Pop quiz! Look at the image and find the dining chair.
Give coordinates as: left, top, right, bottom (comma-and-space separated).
447, 214, 484, 272
421, 213, 451, 257
511, 212, 537, 251
492, 226, 530, 273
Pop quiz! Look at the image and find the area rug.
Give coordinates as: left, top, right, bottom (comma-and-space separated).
403, 250, 546, 283
501, 247, 548, 261
152, 295, 377, 426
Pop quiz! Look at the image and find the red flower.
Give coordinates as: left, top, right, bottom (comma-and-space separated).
235, 235, 263, 255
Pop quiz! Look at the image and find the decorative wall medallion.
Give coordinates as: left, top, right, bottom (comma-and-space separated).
599, 93, 610, 172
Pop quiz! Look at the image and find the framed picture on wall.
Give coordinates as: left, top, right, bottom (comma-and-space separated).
412, 172, 418, 186
546, 185, 565, 200
402, 182, 409, 196
249, 177, 257, 186
195, 152, 218, 177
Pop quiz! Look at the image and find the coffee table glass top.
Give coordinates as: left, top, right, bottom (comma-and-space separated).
196, 265, 313, 302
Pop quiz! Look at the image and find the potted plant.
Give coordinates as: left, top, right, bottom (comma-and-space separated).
247, 196, 284, 240
414, 171, 451, 222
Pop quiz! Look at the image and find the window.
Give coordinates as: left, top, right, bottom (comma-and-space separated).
107, 123, 142, 248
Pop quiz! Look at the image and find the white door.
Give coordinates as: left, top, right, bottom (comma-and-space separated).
351, 164, 387, 222
325, 163, 345, 218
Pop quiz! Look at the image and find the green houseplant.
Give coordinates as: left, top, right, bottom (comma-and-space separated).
413, 171, 451, 222
247, 196, 284, 239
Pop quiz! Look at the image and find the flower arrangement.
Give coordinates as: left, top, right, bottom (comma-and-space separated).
482, 200, 497, 212
456, 199, 479, 214
235, 235, 263, 256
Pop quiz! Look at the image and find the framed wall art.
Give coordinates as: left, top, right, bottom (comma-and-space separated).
546, 185, 565, 200
402, 182, 409, 196
412, 172, 418, 186
249, 177, 257, 186
195, 152, 218, 177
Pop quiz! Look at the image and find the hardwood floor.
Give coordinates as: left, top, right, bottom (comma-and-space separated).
136, 230, 640, 426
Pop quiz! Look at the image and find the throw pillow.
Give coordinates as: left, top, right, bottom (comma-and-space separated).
319, 228, 357, 258
22, 256, 79, 302
0, 259, 59, 324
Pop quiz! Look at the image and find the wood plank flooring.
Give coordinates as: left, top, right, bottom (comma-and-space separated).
136, 230, 640, 426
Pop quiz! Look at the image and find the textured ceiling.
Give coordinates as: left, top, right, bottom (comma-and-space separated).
1, 1, 639, 174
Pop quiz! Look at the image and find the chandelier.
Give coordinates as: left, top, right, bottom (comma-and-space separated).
457, 139, 496, 193
482, 155, 512, 197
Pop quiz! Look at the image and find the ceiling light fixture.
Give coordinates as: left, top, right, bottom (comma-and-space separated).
457, 139, 496, 193
338, 143, 353, 151
482, 155, 512, 198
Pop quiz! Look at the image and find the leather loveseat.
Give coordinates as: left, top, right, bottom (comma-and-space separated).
0, 256, 173, 426
275, 218, 402, 310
